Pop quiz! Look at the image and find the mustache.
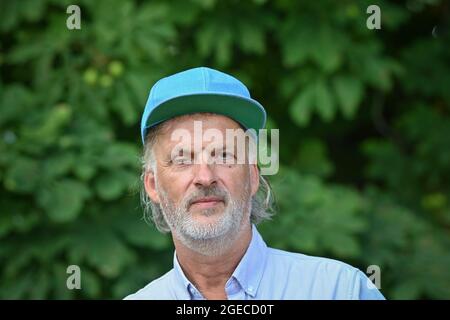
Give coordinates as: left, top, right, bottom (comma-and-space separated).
185, 185, 230, 209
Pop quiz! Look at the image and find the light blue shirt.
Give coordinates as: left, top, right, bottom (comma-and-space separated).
125, 225, 385, 300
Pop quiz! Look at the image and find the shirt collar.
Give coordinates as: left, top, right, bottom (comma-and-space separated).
172, 224, 268, 298
173, 252, 193, 297
231, 224, 268, 297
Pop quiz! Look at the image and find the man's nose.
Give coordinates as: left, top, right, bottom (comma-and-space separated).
193, 161, 217, 187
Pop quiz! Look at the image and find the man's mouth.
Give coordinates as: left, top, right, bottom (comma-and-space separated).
189, 196, 224, 209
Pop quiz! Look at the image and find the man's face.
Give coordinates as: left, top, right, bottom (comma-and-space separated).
144, 114, 259, 252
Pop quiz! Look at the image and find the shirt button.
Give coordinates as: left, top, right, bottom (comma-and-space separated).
248, 286, 253, 292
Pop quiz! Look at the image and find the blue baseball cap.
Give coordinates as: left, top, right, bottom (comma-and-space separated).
140, 67, 267, 144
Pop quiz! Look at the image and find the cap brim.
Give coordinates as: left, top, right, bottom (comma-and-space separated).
142, 93, 266, 143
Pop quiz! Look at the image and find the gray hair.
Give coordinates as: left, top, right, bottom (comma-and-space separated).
140, 120, 275, 233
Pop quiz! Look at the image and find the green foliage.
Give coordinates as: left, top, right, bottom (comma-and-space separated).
260, 167, 367, 258
0, 0, 449, 299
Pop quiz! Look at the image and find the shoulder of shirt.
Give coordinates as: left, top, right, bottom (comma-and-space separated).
264, 247, 384, 299
266, 246, 362, 276
123, 268, 175, 300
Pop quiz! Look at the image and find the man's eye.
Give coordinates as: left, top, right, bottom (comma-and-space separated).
173, 156, 192, 165
218, 151, 235, 163
221, 152, 233, 158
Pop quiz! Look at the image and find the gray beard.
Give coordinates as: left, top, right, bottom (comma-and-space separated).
157, 183, 251, 256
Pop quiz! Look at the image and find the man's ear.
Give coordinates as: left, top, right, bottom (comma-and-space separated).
250, 164, 260, 197
144, 170, 160, 204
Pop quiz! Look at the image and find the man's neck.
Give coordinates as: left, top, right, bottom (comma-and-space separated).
173, 223, 252, 300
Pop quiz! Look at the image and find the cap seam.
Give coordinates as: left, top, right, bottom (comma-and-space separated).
201, 67, 207, 91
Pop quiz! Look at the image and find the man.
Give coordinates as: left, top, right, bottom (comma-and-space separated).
125, 67, 385, 300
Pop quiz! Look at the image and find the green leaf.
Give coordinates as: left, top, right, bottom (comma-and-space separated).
238, 22, 265, 54
42, 153, 75, 179
101, 143, 140, 169
391, 282, 421, 300
333, 75, 364, 119
37, 180, 91, 222
112, 84, 138, 125
281, 22, 314, 67
314, 80, 335, 122
81, 269, 102, 298
114, 215, 171, 250
289, 84, 315, 127
310, 28, 344, 73
260, 167, 366, 258
296, 138, 334, 178
95, 170, 137, 200
3, 157, 40, 193
21, 104, 73, 145
68, 227, 135, 278
362, 58, 394, 91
